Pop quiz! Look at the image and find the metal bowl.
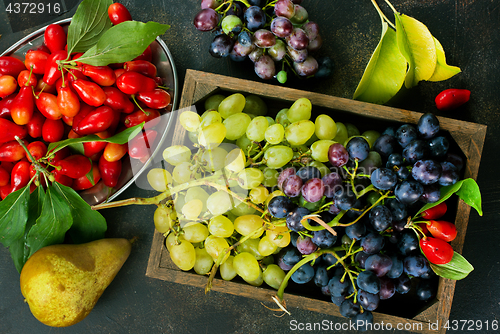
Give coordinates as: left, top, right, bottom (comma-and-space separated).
0, 18, 178, 205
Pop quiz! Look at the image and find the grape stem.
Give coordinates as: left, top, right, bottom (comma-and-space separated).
336, 190, 391, 227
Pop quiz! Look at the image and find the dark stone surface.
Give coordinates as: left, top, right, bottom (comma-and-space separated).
1, 1, 499, 333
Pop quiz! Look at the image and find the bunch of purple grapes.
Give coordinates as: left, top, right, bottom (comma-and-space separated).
264, 113, 464, 324
193, 0, 332, 83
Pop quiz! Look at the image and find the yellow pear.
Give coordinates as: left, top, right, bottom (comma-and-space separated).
20, 238, 133, 327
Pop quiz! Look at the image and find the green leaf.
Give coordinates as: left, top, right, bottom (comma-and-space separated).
428, 36, 461, 82
52, 182, 107, 244
85, 162, 96, 187
66, 0, 113, 55
26, 185, 73, 258
456, 178, 483, 216
76, 21, 170, 66
430, 251, 474, 280
0, 185, 31, 248
47, 123, 144, 155
353, 21, 407, 104
395, 13, 437, 88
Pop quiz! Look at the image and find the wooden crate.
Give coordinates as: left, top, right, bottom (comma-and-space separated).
146, 70, 486, 333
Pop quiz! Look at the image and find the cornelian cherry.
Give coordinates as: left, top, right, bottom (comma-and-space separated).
0, 75, 18, 98
24, 50, 50, 75
420, 237, 454, 265
44, 23, 67, 53
107, 3, 132, 25
426, 220, 457, 242
116, 71, 156, 95
42, 118, 65, 143
11, 86, 35, 125
81, 64, 116, 86
35, 92, 62, 120
71, 79, 106, 107
54, 154, 92, 179
136, 89, 171, 109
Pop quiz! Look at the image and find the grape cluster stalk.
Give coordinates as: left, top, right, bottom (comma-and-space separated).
93, 93, 465, 325
193, 0, 332, 83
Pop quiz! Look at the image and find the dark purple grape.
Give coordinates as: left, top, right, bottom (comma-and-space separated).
226, 2, 243, 17
328, 203, 341, 215
397, 230, 419, 256
340, 299, 361, 318
278, 257, 293, 271
291, 263, 314, 284
396, 166, 411, 181
253, 29, 276, 48
386, 253, 404, 279
307, 34, 323, 52
268, 195, 296, 218
331, 295, 346, 306
385, 198, 407, 221
420, 184, 441, 203
303, 21, 320, 41
395, 273, 412, 294
369, 205, 392, 231
416, 279, 437, 301
328, 143, 349, 167
286, 206, 309, 232
244, 6, 266, 31
418, 113, 440, 139
360, 232, 385, 254
293, 56, 319, 77
328, 275, 350, 297
296, 236, 317, 255
373, 134, 397, 158
277, 167, 296, 190
346, 137, 370, 161
201, 0, 222, 9
278, 247, 301, 267
365, 254, 393, 277
345, 220, 366, 241
311, 229, 337, 248
209, 34, 234, 58
285, 28, 309, 50
379, 276, 396, 300
254, 55, 276, 79
412, 159, 442, 185
194, 8, 219, 31
334, 186, 357, 211
270, 16, 293, 38
395, 180, 424, 205
282, 174, 303, 197
404, 254, 431, 278
370, 168, 397, 190
230, 40, 253, 62
248, 0, 262, 5
356, 270, 380, 294
358, 289, 380, 311
314, 266, 329, 287
428, 136, 449, 159
445, 152, 464, 171
315, 56, 333, 78
274, 0, 295, 18
383, 126, 397, 137
403, 139, 429, 164
287, 45, 308, 63
355, 251, 370, 269
296, 166, 322, 182
391, 220, 406, 233
439, 161, 459, 186
386, 153, 404, 169
353, 310, 374, 330
238, 31, 253, 47
290, 4, 308, 24
396, 124, 418, 148
322, 172, 343, 198
321, 284, 331, 296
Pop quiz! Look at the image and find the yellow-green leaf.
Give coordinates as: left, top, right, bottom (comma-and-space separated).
395, 13, 437, 88
353, 22, 407, 104
428, 36, 461, 82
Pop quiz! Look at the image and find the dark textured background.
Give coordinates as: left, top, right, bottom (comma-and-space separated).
0, 1, 499, 333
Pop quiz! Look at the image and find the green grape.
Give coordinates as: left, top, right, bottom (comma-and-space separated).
261, 167, 278, 188
315, 114, 337, 140
185, 187, 210, 212
285, 120, 315, 146
221, 15, 242, 35
218, 93, 246, 119
276, 108, 290, 127
244, 269, 263, 286
265, 117, 275, 126
236, 134, 258, 156
263, 264, 286, 290
236, 237, 264, 260
305, 132, 319, 147
201, 146, 227, 172
172, 162, 193, 184
193, 247, 214, 275
308, 160, 329, 178
200, 109, 222, 128
233, 252, 260, 281
198, 123, 227, 148
367, 191, 382, 206
358, 151, 382, 173
206, 190, 233, 216
362, 130, 381, 147
258, 235, 278, 256
276, 70, 287, 84
249, 186, 269, 204
345, 123, 360, 137
181, 199, 203, 220
165, 232, 183, 251
246, 116, 269, 142
182, 222, 209, 243
220, 255, 237, 280
287, 97, 312, 122
242, 94, 268, 116
153, 204, 176, 233
205, 94, 226, 111
204, 235, 230, 263
234, 214, 264, 239
237, 168, 264, 189
179, 110, 201, 132
311, 140, 335, 162
147, 168, 172, 192
169, 240, 196, 271
225, 148, 246, 173
187, 130, 198, 144
208, 215, 234, 238
230, 198, 256, 216
334, 122, 349, 145
163, 145, 191, 166
264, 145, 293, 168
223, 113, 252, 140
261, 255, 275, 266
266, 225, 291, 248
264, 123, 285, 145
